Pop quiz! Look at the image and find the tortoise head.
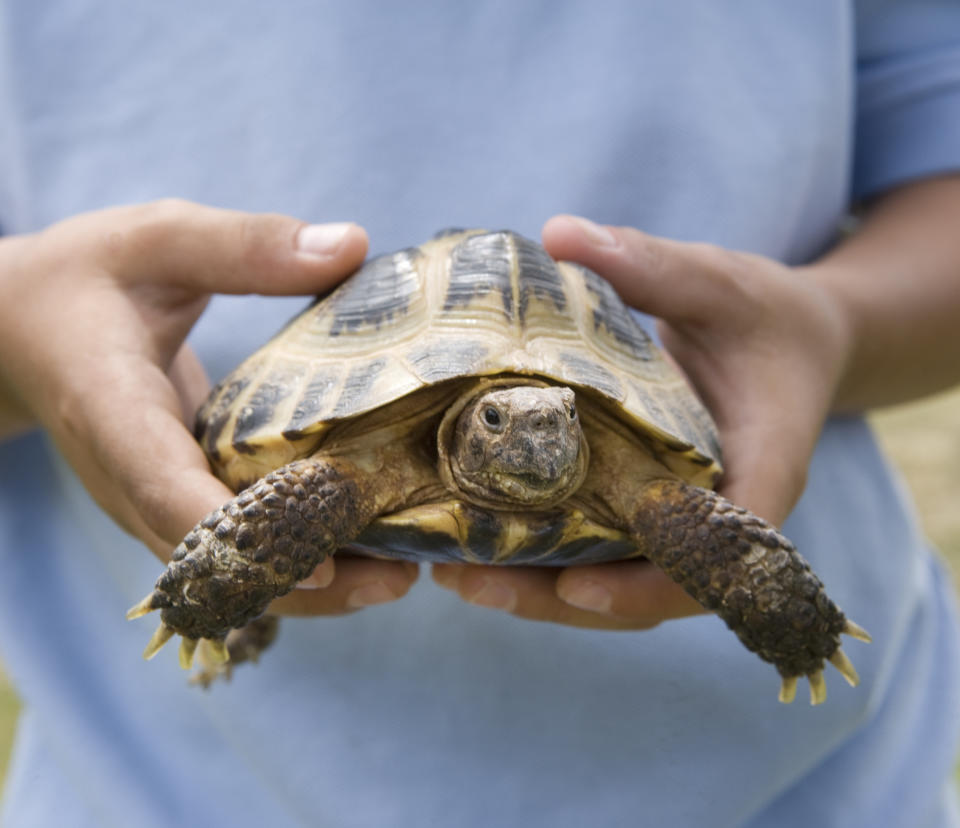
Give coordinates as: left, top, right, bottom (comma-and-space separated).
438, 383, 589, 509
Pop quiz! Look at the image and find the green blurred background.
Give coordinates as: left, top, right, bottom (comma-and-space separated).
1, 389, 959, 788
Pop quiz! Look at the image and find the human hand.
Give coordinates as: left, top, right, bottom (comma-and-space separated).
432, 214, 848, 629
0, 200, 419, 615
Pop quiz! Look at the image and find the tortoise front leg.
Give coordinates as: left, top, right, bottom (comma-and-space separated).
128, 456, 382, 672
628, 479, 870, 704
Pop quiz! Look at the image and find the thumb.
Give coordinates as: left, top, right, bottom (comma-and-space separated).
74, 199, 369, 296
541, 214, 741, 326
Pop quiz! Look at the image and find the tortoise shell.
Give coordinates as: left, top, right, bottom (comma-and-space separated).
197, 229, 722, 493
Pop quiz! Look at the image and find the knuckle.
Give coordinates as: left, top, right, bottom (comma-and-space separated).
694, 244, 769, 317
127, 477, 180, 544
99, 199, 197, 269
623, 230, 669, 282
144, 196, 194, 218
52, 378, 91, 448
130, 198, 195, 236
235, 212, 300, 275
689, 241, 750, 282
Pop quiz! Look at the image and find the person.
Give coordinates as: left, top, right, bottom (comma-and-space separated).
0, 2, 958, 825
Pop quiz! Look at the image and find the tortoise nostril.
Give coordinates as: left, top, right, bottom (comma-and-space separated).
531, 409, 559, 430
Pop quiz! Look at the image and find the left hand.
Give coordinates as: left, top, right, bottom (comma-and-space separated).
432, 215, 849, 629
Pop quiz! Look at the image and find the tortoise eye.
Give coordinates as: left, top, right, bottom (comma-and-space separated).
482, 406, 502, 428
567, 403, 577, 421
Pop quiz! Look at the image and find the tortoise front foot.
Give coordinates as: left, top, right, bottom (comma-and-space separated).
777, 618, 871, 704
127, 459, 351, 680
630, 479, 871, 705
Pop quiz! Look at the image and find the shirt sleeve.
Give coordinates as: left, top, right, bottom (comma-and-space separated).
853, 0, 960, 200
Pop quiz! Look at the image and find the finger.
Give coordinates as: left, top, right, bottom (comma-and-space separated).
51, 348, 237, 553
167, 343, 211, 424
59, 200, 369, 296
432, 563, 668, 630
556, 561, 704, 621
271, 557, 420, 617
541, 214, 750, 326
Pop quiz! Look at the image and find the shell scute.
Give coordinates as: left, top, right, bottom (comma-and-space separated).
331, 358, 389, 419
232, 370, 300, 451
282, 368, 341, 439
443, 232, 514, 320
405, 340, 490, 384
579, 265, 656, 363
197, 375, 251, 462
518, 242, 568, 319
328, 247, 422, 337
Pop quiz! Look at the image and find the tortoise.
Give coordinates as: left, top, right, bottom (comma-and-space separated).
128, 228, 869, 704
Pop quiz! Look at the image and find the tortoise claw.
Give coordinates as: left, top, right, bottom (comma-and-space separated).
843, 619, 872, 643
829, 648, 860, 687
126, 592, 160, 620
778, 677, 798, 704
188, 639, 235, 688
142, 623, 175, 660
179, 637, 199, 670
777, 671, 827, 706
808, 670, 827, 705
202, 638, 230, 665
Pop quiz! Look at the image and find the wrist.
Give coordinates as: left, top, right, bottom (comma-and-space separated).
795, 259, 861, 413
0, 234, 41, 440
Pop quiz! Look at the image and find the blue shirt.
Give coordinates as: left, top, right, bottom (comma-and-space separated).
1, 2, 959, 826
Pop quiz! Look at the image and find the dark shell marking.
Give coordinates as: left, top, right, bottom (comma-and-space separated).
444, 232, 514, 319
196, 375, 250, 463
232, 370, 301, 452
329, 247, 422, 336
282, 368, 340, 439
517, 235, 568, 318
580, 266, 655, 362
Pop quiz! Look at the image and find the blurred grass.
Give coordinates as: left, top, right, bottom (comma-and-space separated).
870, 389, 960, 582
0, 664, 17, 787
0, 388, 958, 793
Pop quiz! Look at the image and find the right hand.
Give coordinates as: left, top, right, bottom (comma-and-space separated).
0, 200, 420, 614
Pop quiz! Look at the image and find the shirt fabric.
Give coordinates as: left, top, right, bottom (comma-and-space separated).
1, 2, 959, 826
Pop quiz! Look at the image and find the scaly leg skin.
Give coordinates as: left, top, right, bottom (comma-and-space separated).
630, 479, 871, 705
128, 457, 377, 680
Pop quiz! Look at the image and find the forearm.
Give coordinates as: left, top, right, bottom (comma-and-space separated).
807, 174, 960, 412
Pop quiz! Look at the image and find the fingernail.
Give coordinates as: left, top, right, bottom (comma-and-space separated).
568, 216, 617, 248
346, 581, 396, 608
560, 581, 613, 613
297, 222, 353, 258
467, 579, 517, 612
